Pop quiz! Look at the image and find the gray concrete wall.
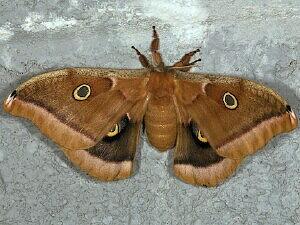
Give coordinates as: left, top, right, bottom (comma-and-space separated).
0, 1, 299, 224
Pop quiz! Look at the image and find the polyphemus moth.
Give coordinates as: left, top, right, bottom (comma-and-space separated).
3, 27, 298, 187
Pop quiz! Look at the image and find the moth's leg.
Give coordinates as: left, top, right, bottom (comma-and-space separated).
172, 49, 201, 72
150, 26, 159, 52
131, 46, 151, 68
150, 26, 164, 67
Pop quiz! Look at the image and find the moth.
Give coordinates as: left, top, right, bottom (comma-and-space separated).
3, 27, 298, 187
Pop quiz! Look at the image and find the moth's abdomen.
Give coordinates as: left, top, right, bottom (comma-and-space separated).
145, 96, 177, 151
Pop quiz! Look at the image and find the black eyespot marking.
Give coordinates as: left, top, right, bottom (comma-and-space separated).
73, 84, 91, 100
102, 116, 129, 142
224, 94, 234, 105
9, 90, 17, 99
77, 86, 89, 97
286, 105, 292, 112
223, 92, 238, 109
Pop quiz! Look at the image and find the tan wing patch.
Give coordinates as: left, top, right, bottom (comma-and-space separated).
63, 148, 133, 181
173, 158, 241, 187
3, 97, 95, 150
216, 110, 298, 159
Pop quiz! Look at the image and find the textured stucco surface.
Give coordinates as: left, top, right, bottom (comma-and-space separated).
0, 1, 299, 225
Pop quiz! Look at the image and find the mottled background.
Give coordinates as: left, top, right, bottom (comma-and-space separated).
0, 1, 299, 225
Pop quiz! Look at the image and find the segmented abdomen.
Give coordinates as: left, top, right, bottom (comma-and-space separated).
144, 96, 177, 151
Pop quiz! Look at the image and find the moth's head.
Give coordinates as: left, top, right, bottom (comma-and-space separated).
3, 89, 17, 113
132, 26, 201, 73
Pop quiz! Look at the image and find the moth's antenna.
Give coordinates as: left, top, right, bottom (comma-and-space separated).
171, 48, 202, 72
189, 58, 202, 65
131, 46, 151, 68
150, 26, 165, 70
170, 58, 202, 72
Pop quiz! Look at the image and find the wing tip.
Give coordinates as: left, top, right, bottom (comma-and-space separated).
216, 111, 298, 159
3, 97, 95, 150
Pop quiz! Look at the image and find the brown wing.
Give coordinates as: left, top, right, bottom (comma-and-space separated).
175, 72, 298, 159
173, 123, 241, 187
62, 117, 142, 181
3, 68, 149, 150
